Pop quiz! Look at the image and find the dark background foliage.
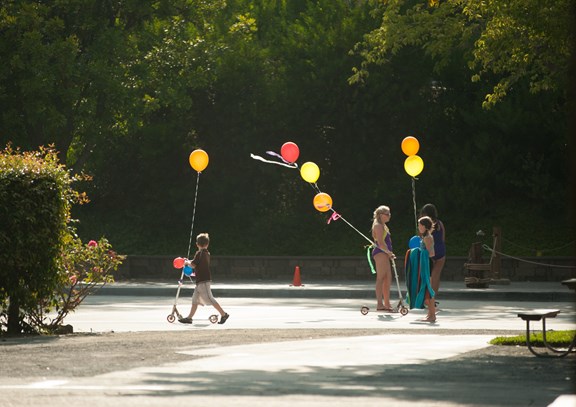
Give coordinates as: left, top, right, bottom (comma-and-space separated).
1, 0, 573, 258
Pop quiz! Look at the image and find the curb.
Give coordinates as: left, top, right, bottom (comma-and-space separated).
93, 285, 575, 302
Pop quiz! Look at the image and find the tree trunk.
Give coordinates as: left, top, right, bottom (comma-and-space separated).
7, 296, 20, 335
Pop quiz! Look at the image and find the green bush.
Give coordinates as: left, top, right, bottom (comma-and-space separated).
0, 145, 124, 335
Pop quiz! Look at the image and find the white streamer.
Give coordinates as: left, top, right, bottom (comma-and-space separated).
250, 154, 298, 169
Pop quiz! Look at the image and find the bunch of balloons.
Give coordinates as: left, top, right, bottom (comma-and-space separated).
401, 136, 424, 178
251, 141, 373, 245
173, 257, 195, 276
250, 140, 320, 184
401, 136, 425, 236
304, 164, 371, 244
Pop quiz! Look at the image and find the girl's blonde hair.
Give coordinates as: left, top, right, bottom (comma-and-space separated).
372, 205, 390, 228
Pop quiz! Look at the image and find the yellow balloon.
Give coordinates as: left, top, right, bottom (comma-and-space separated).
189, 149, 209, 172
404, 155, 424, 177
300, 162, 320, 183
313, 192, 333, 212
401, 136, 420, 156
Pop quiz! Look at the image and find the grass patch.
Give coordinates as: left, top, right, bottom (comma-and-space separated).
491, 330, 575, 347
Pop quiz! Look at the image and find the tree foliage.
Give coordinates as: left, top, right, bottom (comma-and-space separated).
351, 0, 574, 108
0, 0, 573, 259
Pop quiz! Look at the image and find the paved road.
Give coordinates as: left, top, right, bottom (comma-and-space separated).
1, 281, 575, 407
58, 295, 576, 333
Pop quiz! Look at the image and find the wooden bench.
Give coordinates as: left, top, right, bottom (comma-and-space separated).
517, 309, 575, 357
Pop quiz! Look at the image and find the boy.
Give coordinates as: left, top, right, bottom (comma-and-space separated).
178, 233, 230, 325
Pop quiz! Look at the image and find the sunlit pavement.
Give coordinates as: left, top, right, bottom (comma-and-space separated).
2, 281, 575, 407
62, 295, 576, 333
62, 280, 576, 332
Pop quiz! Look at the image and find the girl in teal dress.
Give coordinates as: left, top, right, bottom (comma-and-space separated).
405, 216, 437, 322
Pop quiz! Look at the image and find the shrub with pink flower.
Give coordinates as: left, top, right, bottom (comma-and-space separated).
27, 236, 125, 333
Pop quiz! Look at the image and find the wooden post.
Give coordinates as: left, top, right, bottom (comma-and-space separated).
492, 226, 501, 279
491, 226, 510, 285
470, 242, 484, 263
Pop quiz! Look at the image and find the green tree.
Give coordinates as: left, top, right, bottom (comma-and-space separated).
351, 0, 573, 108
346, 0, 573, 246
1, 0, 572, 259
0, 1, 144, 167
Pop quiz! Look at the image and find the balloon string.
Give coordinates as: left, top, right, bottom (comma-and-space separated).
265, 151, 294, 165
186, 171, 201, 259
329, 208, 374, 246
412, 177, 418, 232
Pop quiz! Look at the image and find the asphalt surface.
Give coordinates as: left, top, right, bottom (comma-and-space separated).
1, 280, 575, 407
94, 279, 575, 302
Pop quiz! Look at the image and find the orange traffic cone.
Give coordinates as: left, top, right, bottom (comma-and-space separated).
290, 266, 303, 287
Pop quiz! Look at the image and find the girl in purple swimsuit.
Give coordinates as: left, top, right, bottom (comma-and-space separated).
420, 203, 446, 294
371, 205, 396, 311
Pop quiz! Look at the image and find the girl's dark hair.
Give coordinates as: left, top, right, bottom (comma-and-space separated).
418, 216, 434, 233
420, 203, 438, 221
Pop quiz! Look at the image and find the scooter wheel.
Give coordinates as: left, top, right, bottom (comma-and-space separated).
209, 315, 219, 324
360, 306, 369, 315
167, 314, 176, 323
400, 307, 409, 316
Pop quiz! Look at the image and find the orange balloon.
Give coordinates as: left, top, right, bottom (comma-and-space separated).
401, 136, 420, 156
313, 192, 333, 212
189, 149, 209, 172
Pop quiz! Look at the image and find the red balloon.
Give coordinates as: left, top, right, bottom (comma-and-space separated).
280, 142, 300, 163
173, 257, 185, 269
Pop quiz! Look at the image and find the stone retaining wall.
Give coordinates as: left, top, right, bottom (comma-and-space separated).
115, 255, 576, 282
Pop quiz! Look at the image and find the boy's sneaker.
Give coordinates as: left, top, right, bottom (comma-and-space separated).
178, 317, 192, 324
218, 313, 230, 324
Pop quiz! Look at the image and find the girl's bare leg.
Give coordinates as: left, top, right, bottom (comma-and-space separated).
383, 263, 392, 309
374, 253, 392, 309
430, 257, 446, 294
425, 298, 437, 322
375, 255, 385, 308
